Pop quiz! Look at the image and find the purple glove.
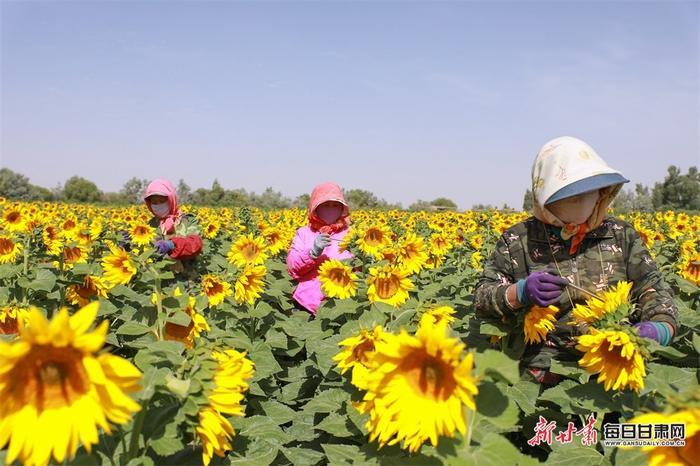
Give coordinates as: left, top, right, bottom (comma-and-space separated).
155, 239, 175, 256
517, 271, 568, 307
634, 322, 672, 346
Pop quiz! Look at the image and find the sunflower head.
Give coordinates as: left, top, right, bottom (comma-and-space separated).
367, 265, 414, 308
571, 281, 633, 326
318, 259, 358, 300
0, 234, 23, 264
0, 303, 142, 466
227, 234, 268, 267
234, 264, 266, 305
201, 274, 232, 307
523, 305, 558, 344
576, 328, 646, 392
101, 245, 137, 287
419, 306, 457, 327
358, 318, 479, 453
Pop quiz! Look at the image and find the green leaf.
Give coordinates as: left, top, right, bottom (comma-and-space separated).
643, 363, 698, 396
315, 412, 354, 437
29, 268, 56, 292
237, 415, 290, 446
0, 264, 21, 280
280, 447, 325, 466
474, 381, 520, 430
250, 301, 274, 318
693, 332, 700, 354
149, 435, 185, 458
164, 374, 191, 398
260, 400, 297, 425
116, 322, 152, 336
479, 321, 509, 337
444, 432, 529, 466
505, 380, 540, 416
250, 341, 283, 380
474, 349, 520, 385
548, 441, 609, 466
321, 444, 363, 463
166, 310, 191, 327
304, 388, 350, 415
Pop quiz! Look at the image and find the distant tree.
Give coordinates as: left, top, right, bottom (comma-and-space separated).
431, 197, 458, 211
652, 165, 700, 210
0, 168, 36, 200
176, 179, 191, 203
632, 183, 653, 212
471, 203, 497, 211
408, 199, 434, 211
251, 187, 291, 210
62, 176, 103, 203
222, 188, 250, 208
293, 194, 311, 209
208, 180, 225, 204
522, 189, 534, 211
120, 177, 149, 204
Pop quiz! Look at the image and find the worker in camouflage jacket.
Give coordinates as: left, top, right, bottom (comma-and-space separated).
475, 136, 678, 383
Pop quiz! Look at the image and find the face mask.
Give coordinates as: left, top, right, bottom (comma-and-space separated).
316, 203, 343, 224
151, 202, 170, 218
548, 190, 600, 224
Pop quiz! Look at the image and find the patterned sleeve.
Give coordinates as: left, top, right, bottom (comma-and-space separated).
475, 234, 517, 320
624, 225, 679, 331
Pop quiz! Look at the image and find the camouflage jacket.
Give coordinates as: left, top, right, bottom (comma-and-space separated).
474, 216, 678, 369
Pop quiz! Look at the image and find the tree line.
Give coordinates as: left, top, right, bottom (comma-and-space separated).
0, 169, 460, 211
2, 166, 696, 212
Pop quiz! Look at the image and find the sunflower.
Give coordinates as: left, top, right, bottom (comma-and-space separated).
197, 408, 235, 466
203, 220, 221, 240
357, 225, 393, 259
367, 265, 414, 307
334, 326, 386, 389
419, 306, 457, 327
2, 207, 26, 233
571, 281, 633, 325
576, 328, 646, 392
129, 222, 156, 247
318, 259, 358, 299
227, 234, 268, 267
626, 408, 700, 466
469, 234, 484, 250
396, 233, 429, 274
66, 275, 108, 307
523, 305, 558, 344
429, 233, 453, 256
0, 305, 29, 335
54, 244, 89, 271
198, 349, 255, 466
262, 227, 286, 256
678, 253, 700, 286
234, 264, 266, 305
164, 296, 210, 349
101, 245, 137, 287
59, 217, 80, 241
0, 235, 23, 264
0, 303, 141, 466
42, 225, 63, 255
357, 319, 479, 453
201, 274, 232, 307
470, 251, 484, 271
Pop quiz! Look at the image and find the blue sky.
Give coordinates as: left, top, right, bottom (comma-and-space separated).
1, 1, 698, 209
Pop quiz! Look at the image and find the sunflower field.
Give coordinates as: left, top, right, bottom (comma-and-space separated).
0, 199, 698, 466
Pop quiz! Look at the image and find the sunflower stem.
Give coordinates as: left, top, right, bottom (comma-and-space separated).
127, 401, 149, 461
152, 268, 164, 340
465, 407, 475, 447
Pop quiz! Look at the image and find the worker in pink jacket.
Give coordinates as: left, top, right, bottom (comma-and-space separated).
287, 182, 353, 315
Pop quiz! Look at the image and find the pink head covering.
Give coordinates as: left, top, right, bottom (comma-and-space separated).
143, 178, 181, 234
308, 182, 350, 234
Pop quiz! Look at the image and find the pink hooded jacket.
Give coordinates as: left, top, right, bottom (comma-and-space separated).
286, 183, 353, 315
